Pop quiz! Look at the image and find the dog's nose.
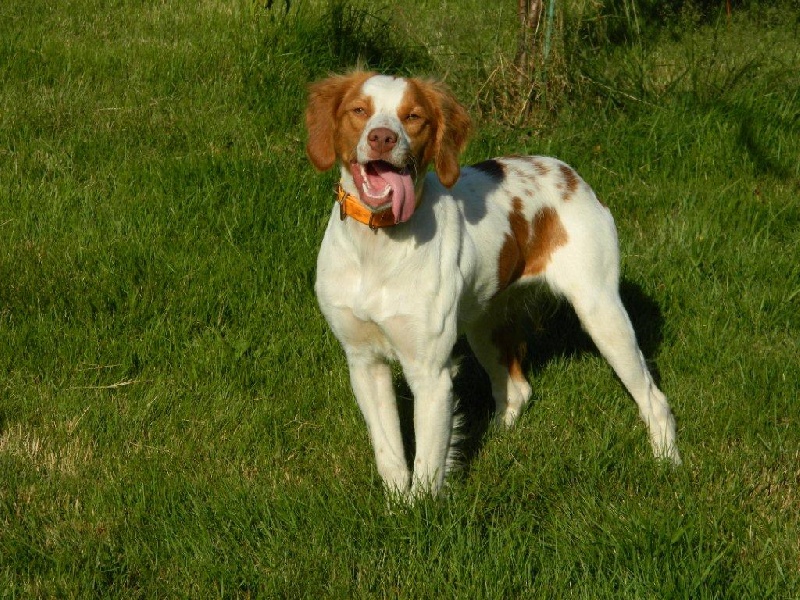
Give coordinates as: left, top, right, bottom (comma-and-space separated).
367, 127, 398, 155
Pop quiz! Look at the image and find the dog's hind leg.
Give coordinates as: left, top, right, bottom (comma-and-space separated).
567, 288, 680, 463
465, 315, 533, 429
550, 263, 681, 464
543, 202, 681, 463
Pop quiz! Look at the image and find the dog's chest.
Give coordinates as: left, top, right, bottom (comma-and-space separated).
315, 216, 439, 324
314, 190, 520, 330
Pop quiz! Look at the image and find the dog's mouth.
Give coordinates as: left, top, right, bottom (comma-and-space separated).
349, 160, 416, 224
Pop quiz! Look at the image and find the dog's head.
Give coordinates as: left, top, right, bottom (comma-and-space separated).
305, 71, 471, 223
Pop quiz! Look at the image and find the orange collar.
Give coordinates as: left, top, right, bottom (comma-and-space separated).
336, 185, 398, 229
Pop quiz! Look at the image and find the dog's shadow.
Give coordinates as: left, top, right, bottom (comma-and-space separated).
394, 280, 665, 473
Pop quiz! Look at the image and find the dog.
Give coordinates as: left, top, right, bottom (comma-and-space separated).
305, 71, 681, 498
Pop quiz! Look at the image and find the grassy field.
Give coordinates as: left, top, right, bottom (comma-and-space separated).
1, 0, 798, 597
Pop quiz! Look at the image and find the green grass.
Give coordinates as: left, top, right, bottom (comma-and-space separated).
1, 0, 798, 597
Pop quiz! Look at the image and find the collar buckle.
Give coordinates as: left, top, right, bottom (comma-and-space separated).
335, 185, 396, 230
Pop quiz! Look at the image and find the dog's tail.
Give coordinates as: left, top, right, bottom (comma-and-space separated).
445, 407, 465, 476
445, 356, 465, 478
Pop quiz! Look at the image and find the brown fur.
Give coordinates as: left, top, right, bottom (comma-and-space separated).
497, 198, 569, 292
305, 71, 376, 171
491, 323, 528, 384
558, 163, 580, 200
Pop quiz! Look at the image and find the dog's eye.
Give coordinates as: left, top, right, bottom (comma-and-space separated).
405, 113, 421, 121
352, 107, 367, 116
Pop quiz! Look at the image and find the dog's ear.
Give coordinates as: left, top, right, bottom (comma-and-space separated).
419, 80, 471, 188
305, 76, 347, 171
305, 72, 373, 172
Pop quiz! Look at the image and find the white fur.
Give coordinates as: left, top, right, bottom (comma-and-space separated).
311, 75, 681, 499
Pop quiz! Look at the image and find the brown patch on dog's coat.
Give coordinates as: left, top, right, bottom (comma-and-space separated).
497, 199, 569, 292
491, 323, 528, 383
558, 163, 579, 201
531, 159, 551, 177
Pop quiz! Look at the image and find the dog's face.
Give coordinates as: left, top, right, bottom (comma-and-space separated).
306, 72, 471, 222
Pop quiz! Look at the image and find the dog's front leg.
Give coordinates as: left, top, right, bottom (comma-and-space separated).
406, 367, 455, 498
347, 355, 410, 495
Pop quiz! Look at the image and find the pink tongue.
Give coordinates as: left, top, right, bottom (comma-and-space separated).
364, 162, 416, 223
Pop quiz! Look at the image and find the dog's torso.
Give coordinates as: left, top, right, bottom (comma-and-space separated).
316, 155, 615, 366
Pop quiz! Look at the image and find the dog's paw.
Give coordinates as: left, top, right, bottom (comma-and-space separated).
653, 440, 682, 466
493, 406, 521, 429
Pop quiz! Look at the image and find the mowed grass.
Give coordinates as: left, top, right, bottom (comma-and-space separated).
1, 0, 798, 597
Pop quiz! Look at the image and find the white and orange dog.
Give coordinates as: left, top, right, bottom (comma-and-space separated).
306, 71, 680, 498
